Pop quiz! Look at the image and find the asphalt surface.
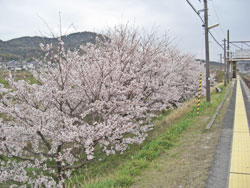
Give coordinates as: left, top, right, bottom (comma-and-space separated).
206, 81, 236, 188
206, 78, 250, 188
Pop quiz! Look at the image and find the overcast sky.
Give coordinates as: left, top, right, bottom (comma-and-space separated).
0, 0, 249, 61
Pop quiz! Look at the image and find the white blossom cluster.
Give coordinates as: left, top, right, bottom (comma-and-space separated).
0, 26, 205, 187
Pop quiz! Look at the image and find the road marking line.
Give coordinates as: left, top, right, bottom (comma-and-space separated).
230, 172, 250, 176
229, 78, 250, 188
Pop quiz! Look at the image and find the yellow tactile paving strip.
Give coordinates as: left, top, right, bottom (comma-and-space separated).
229, 78, 250, 188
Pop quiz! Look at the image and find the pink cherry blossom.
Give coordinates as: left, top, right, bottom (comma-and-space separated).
0, 25, 206, 187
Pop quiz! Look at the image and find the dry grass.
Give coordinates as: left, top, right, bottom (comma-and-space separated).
156, 82, 224, 129
130, 85, 232, 188
156, 99, 196, 128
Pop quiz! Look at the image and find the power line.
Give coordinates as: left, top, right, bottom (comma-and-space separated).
229, 42, 242, 50
244, 43, 250, 48
209, 30, 224, 49
207, 1, 224, 49
208, 2, 224, 41
185, 0, 204, 23
230, 41, 250, 49
186, 0, 224, 50
208, 0, 226, 51
230, 41, 250, 43
210, 0, 225, 36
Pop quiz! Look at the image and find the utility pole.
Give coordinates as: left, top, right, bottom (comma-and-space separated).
204, 0, 210, 102
186, 0, 220, 102
227, 30, 230, 83
224, 39, 227, 86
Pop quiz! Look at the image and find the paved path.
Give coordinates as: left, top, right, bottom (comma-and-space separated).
229, 78, 250, 187
207, 77, 250, 188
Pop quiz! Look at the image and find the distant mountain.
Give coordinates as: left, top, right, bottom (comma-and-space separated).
195, 59, 224, 70
0, 32, 104, 62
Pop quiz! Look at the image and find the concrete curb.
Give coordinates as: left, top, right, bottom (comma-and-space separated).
205, 81, 235, 130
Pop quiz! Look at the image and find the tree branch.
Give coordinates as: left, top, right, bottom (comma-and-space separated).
37, 130, 51, 150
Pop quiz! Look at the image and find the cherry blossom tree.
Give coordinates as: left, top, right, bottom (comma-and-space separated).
0, 26, 205, 187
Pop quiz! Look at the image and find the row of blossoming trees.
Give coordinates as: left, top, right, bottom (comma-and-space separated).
0, 26, 205, 187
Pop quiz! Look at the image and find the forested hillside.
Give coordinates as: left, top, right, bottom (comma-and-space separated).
0, 32, 103, 61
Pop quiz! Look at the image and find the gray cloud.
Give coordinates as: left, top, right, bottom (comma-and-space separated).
0, 0, 249, 61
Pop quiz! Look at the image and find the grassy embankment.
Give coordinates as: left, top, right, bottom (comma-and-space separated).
67, 83, 228, 188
